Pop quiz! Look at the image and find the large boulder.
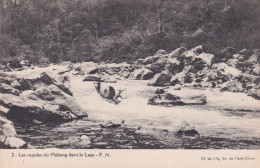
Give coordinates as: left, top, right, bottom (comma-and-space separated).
250, 64, 260, 76
129, 68, 154, 80
197, 53, 214, 66
248, 88, 260, 100
190, 45, 203, 54
220, 80, 244, 92
0, 83, 20, 96
149, 71, 172, 86
0, 116, 27, 149
248, 49, 260, 64
145, 58, 167, 73
177, 121, 200, 137
181, 50, 196, 65
220, 47, 236, 62
168, 47, 187, 59
170, 72, 186, 86
211, 63, 242, 79
148, 92, 207, 106
238, 74, 260, 90
180, 46, 214, 72
227, 58, 239, 68
0, 84, 87, 122
136, 50, 168, 66
165, 58, 183, 75
15, 71, 73, 96
238, 49, 253, 59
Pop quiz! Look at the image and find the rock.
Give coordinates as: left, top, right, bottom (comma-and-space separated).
129, 68, 154, 80
20, 60, 30, 67
145, 59, 167, 73
155, 88, 165, 94
136, 56, 157, 65
0, 83, 20, 95
197, 53, 214, 66
154, 49, 167, 56
248, 88, 260, 100
73, 62, 97, 75
248, 49, 260, 64
177, 121, 200, 137
36, 85, 86, 117
79, 135, 91, 146
0, 74, 14, 85
31, 87, 55, 101
250, 64, 260, 76
190, 45, 203, 54
148, 92, 207, 106
181, 50, 196, 64
170, 72, 186, 86
9, 60, 23, 69
238, 74, 260, 90
165, 58, 183, 75
2, 137, 27, 149
0, 93, 44, 117
239, 49, 251, 56
184, 73, 195, 83
19, 71, 73, 96
136, 50, 168, 66
168, 47, 187, 58
0, 105, 9, 115
221, 47, 236, 60
220, 81, 244, 92
100, 120, 125, 129
83, 75, 101, 82
43, 104, 77, 120
0, 116, 16, 137
0, 84, 87, 122
149, 71, 172, 86
10, 80, 21, 90
181, 94, 207, 105
120, 70, 131, 79
181, 49, 214, 74
0, 116, 27, 149
227, 58, 239, 67
211, 63, 242, 78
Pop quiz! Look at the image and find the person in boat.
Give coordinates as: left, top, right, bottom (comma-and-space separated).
94, 81, 126, 103
113, 89, 125, 103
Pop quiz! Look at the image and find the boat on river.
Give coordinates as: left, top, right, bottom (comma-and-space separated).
93, 82, 119, 104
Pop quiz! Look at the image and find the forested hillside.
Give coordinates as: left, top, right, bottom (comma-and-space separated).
0, 0, 260, 64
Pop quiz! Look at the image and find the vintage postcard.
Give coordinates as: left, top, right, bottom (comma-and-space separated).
0, 0, 260, 167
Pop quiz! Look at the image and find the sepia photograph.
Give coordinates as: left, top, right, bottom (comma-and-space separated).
0, 0, 260, 160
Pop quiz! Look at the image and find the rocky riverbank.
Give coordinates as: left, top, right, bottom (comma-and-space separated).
0, 64, 88, 148
0, 45, 260, 148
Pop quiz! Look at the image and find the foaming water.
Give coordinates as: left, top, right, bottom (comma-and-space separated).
71, 76, 260, 140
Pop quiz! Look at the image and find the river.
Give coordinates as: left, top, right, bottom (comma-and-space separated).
15, 74, 260, 149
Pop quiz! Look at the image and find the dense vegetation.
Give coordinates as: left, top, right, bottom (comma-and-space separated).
0, 0, 260, 64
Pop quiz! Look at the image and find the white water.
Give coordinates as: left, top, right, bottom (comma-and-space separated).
70, 75, 260, 141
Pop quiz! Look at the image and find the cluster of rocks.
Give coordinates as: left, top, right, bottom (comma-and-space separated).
78, 45, 259, 106
148, 89, 207, 106
133, 46, 260, 100
1, 59, 32, 72
76, 62, 135, 83
0, 69, 87, 148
